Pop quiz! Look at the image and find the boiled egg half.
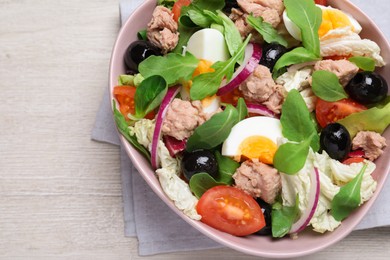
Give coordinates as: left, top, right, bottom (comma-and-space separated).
283, 5, 362, 41
180, 59, 221, 114
181, 28, 231, 115
186, 28, 230, 63
222, 117, 283, 165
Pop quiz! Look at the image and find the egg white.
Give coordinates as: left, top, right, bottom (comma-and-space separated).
283, 4, 362, 41
221, 116, 283, 157
186, 28, 230, 63
283, 11, 302, 41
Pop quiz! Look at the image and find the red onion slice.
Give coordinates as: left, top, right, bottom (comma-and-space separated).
217, 43, 262, 96
151, 86, 181, 169
289, 167, 320, 234
246, 102, 279, 118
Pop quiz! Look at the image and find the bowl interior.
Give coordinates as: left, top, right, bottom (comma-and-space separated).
109, 0, 390, 258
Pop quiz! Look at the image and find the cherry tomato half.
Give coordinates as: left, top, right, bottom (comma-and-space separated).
172, 0, 191, 22
113, 86, 155, 120
314, 0, 327, 5
343, 157, 365, 165
196, 186, 265, 236
315, 98, 367, 128
113, 86, 136, 117
219, 88, 243, 106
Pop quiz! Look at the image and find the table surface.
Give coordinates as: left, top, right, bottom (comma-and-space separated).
0, 0, 389, 259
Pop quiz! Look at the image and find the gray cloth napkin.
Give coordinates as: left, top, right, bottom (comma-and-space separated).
91, 0, 390, 256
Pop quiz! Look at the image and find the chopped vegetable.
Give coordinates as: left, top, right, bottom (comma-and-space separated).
316, 98, 367, 128
172, 0, 191, 22
196, 185, 266, 236
289, 167, 320, 234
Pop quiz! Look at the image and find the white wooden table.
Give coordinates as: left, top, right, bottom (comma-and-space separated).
0, 1, 389, 259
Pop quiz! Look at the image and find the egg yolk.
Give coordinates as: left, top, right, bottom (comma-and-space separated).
185, 59, 217, 108
201, 94, 218, 108
318, 9, 353, 37
238, 136, 277, 165
193, 59, 215, 77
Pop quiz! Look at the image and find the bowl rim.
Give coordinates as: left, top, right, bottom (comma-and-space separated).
108, 0, 390, 258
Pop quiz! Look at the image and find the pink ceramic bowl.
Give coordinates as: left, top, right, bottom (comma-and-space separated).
109, 0, 390, 257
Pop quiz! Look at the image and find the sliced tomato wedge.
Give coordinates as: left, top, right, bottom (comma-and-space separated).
219, 88, 243, 106
113, 86, 136, 118
113, 86, 155, 120
324, 55, 352, 61
196, 186, 265, 236
315, 98, 367, 128
314, 0, 327, 5
343, 157, 365, 165
172, 0, 191, 22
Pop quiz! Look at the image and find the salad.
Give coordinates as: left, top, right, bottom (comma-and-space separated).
112, 0, 390, 238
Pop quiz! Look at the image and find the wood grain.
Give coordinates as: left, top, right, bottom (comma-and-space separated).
0, 0, 389, 259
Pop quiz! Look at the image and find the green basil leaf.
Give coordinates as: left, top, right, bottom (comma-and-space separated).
348, 56, 376, 72
284, 0, 322, 57
338, 100, 390, 138
189, 173, 225, 198
157, 0, 176, 8
179, 14, 199, 28
331, 164, 367, 221
190, 35, 250, 100
236, 97, 248, 121
186, 105, 239, 152
112, 100, 151, 161
138, 52, 199, 84
187, 9, 213, 27
271, 196, 300, 238
310, 111, 321, 133
134, 75, 167, 118
246, 15, 288, 47
217, 10, 243, 57
210, 23, 225, 34
214, 151, 239, 185
192, 0, 225, 11
280, 89, 320, 151
273, 139, 311, 175
137, 29, 147, 40
189, 65, 225, 100
203, 9, 223, 24
273, 47, 320, 73
312, 70, 348, 102
180, 0, 224, 28
275, 90, 320, 174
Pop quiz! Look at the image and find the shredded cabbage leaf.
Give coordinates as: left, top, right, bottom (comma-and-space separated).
129, 119, 201, 220
281, 150, 377, 233
320, 30, 385, 67
276, 66, 317, 112
157, 168, 201, 220
129, 119, 155, 148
